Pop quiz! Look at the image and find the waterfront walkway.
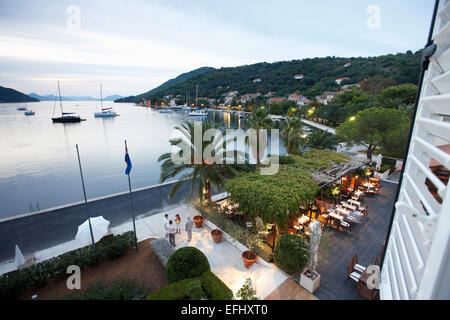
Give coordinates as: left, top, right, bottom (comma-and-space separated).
0, 180, 215, 263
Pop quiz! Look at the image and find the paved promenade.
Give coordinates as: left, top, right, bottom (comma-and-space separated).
0, 180, 218, 263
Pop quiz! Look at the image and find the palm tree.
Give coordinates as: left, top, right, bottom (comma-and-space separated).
158, 121, 252, 202
307, 129, 339, 151
280, 116, 305, 155
247, 107, 273, 164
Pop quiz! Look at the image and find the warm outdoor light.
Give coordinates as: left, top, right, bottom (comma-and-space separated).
332, 186, 340, 195
308, 108, 314, 114
301, 134, 308, 138
349, 116, 356, 121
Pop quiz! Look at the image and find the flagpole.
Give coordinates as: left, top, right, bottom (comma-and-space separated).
125, 140, 138, 250
76, 144, 96, 253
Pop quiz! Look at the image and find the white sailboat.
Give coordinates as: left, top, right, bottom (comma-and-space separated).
94, 85, 119, 118
188, 84, 208, 117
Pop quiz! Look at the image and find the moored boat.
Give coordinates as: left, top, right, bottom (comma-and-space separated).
51, 81, 84, 123
94, 85, 119, 118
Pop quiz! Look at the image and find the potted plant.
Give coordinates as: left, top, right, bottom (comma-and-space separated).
240, 229, 261, 268
193, 215, 204, 228
300, 267, 321, 293
210, 228, 223, 243
299, 221, 322, 293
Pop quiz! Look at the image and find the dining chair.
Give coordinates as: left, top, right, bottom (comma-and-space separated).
352, 254, 366, 273
347, 261, 361, 282
357, 281, 379, 300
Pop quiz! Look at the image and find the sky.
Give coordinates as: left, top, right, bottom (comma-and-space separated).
0, 0, 434, 97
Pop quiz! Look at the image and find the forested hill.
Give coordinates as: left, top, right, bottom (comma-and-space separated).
0, 86, 39, 103
116, 66, 215, 102
116, 50, 421, 103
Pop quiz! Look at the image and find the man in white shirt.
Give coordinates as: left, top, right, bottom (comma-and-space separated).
163, 214, 170, 238
168, 220, 177, 247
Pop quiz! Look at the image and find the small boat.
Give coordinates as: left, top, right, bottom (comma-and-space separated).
24, 110, 35, 116
169, 106, 183, 110
52, 81, 84, 123
94, 85, 118, 118
17, 106, 27, 111
159, 108, 172, 113
188, 85, 207, 117
188, 109, 208, 116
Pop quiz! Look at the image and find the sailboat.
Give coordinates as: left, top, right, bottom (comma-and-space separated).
94, 84, 118, 118
52, 81, 83, 123
188, 84, 207, 117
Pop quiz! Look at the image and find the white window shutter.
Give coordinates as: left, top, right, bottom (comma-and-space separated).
380, 0, 450, 300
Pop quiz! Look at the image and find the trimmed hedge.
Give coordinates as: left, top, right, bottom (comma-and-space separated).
0, 231, 136, 300
166, 247, 210, 284
60, 278, 150, 300
274, 234, 309, 273
147, 271, 232, 300
199, 270, 233, 300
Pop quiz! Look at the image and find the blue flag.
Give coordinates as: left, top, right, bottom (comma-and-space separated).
125, 146, 132, 175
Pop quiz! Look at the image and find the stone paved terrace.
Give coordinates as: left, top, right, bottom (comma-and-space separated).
313, 180, 398, 299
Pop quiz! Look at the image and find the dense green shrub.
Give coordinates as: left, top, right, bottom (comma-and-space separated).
147, 278, 196, 300
61, 278, 149, 300
185, 280, 206, 300
147, 271, 233, 300
274, 234, 309, 273
279, 155, 295, 164
199, 270, 233, 300
166, 247, 210, 284
0, 231, 136, 300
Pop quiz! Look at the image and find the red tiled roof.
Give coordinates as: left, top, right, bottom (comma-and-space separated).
429, 144, 450, 167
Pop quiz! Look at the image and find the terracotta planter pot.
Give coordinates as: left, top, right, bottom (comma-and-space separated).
242, 250, 257, 268
193, 215, 204, 228
211, 229, 223, 243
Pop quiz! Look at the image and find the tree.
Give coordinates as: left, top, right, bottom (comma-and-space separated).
158, 122, 252, 202
336, 107, 410, 159
360, 76, 397, 95
307, 129, 339, 151
376, 84, 418, 109
281, 116, 305, 154
248, 107, 273, 164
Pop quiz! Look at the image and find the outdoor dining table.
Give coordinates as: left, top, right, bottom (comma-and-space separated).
345, 211, 363, 224
348, 199, 361, 207
298, 215, 310, 225
341, 202, 357, 211
336, 207, 351, 216
328, 211, 344, 221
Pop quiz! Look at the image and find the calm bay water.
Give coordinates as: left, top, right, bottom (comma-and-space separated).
0, 101, 276, 219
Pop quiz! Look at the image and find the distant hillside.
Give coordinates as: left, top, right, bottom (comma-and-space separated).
117, 50, 422, 103
29, 93, 123, 101
115, 66, 215, 102
0, 86, 39, 103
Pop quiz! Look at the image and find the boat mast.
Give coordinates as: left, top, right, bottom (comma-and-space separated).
57, 81, 64, 115
195, 84, 198, 108
100, 84, 103, 110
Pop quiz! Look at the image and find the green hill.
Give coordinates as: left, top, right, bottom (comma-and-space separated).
116, 66, 215, 102
0, 86, 39, 103
117, 50, 421, 103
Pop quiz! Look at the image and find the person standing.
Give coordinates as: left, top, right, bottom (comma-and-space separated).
174, 214, 181, 234
163, 214, 170, 238
185, 216, 193, 242
168, 220, 176, 247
